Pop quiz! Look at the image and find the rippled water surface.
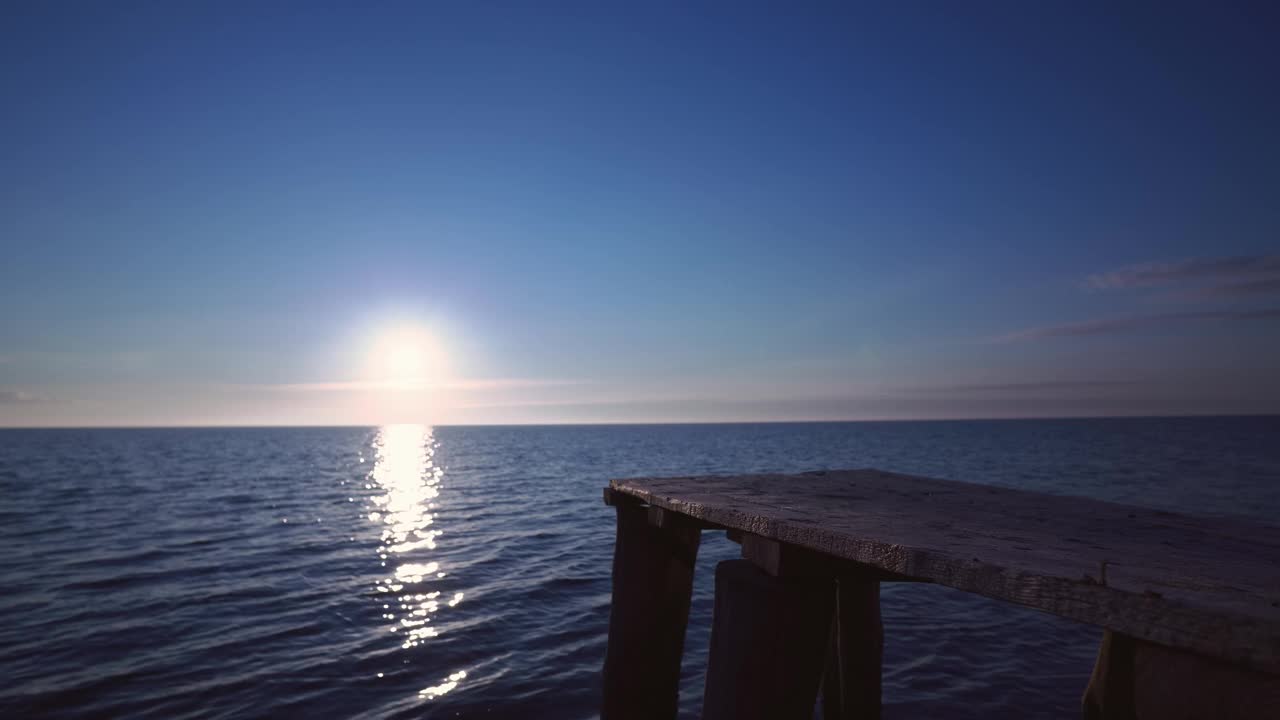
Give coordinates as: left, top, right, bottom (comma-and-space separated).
2, 418, 1278, 718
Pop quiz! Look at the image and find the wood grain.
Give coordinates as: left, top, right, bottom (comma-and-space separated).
608, 470, 1280, 675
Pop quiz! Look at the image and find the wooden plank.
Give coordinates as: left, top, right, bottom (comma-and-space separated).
648, 504, 718, 531
609, 469, 1280, 675
601, 502, 700, 720
741, 532, 924, 583
602, 486, 641, 507
742, 532, 831, 578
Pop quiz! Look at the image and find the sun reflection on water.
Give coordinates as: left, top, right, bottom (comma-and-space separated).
420, 670, 468, 698
367, 424, 469, 697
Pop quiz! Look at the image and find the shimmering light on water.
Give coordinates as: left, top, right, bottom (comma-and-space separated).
367, 424, 468, 700
420, 670, 468, 698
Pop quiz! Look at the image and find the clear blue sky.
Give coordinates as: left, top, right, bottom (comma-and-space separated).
2, 2, 1278, 426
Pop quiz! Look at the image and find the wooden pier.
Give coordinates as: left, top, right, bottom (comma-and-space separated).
600, 469, 1280, 719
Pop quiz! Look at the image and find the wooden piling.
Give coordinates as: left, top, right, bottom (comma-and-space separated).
738, 532, 884, 719
1084, 630, 1280, 720
600, 491, 700, 720
823, 576, 883, 720
701, 559, 835, 720
1083, 630, 1137, 720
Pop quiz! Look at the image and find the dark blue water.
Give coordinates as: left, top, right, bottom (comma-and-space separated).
2, 418, 1277, 719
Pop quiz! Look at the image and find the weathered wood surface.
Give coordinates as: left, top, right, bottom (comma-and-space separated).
609, 470, 1280, 675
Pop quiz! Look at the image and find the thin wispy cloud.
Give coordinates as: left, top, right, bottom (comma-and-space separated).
455, 397, 622, 410
1000, 308, 1280, 341
0, 389, 44, 404
1178, 276, 1280, 300
257, 378, 583, 393
1085, 255, 1280, 290
896, 380, 1141, 394
1000, 256, 1280, 343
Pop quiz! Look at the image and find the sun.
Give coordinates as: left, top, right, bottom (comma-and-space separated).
367, 324, 448, 387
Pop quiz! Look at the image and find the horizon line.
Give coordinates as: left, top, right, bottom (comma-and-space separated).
1, 411, 1276, 431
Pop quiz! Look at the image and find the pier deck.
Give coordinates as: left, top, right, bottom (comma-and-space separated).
601, 469, 1280, 719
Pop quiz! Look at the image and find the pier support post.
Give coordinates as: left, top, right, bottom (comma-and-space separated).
601, 494, 700, 720
702, 559, 835, 720
823, 576, 883, 720
1083, 630, 1137, 720
1083, 630, 1280, 720
733, 531, 884, 718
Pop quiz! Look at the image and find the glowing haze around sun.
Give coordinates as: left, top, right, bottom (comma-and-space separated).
366, 324, 450, 389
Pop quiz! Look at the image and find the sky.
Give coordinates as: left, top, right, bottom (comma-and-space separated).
2, 2, 1278, 426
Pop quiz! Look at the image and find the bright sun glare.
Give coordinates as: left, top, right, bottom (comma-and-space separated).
368, 325, 448, 387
